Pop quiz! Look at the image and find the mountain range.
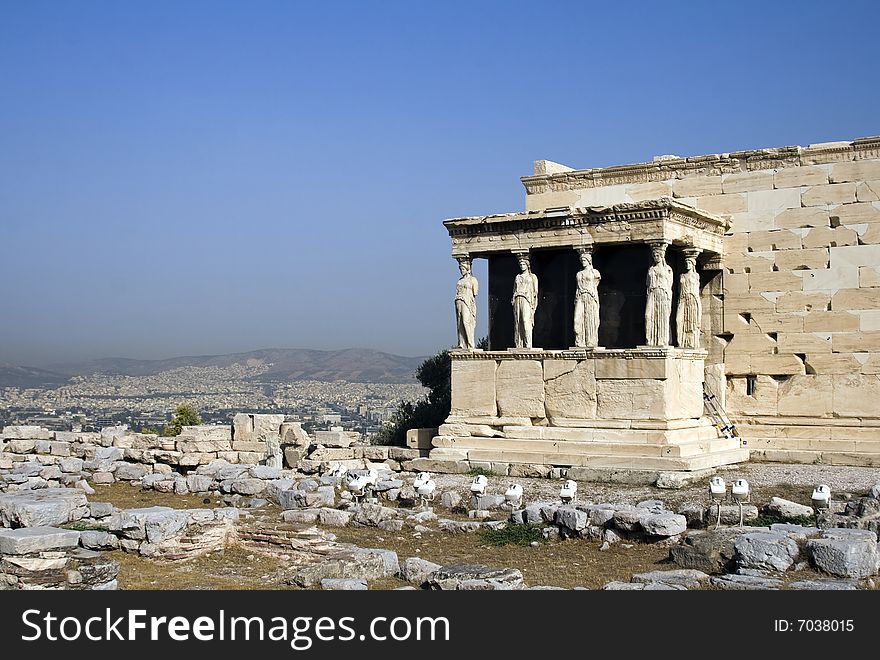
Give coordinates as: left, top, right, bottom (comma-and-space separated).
0, 348, 428, 388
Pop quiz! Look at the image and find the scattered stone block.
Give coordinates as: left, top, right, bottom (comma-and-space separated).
289, 551, 388, 588
427, 564, 523, 591
766, 497, 814, 519
321, 578, 367, 590
630, 569, 710, 589
402, 557, 442, 585
710, 574, 783, 590
734, 531, 800, 572
788, 579, 859, 590
79, 530, 120, 551
807, 529, 879, 579
0, 488, 89, 527
114, 463, 148, 481
640, 512, 687, 537
0, 526, 80, 554
318, 508, 353, 527
440, 491, 461, 510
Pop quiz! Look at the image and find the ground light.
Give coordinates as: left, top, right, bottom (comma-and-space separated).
505, 483, 523, 509
413, 472, 432, 490
416, 479, 436, 509
470, 474, 488, 495
731, 478, 750, 528
346, 468, 378, 504
812, 484, 831, 512
559, 479, 577, 504
709, 476, 727, 529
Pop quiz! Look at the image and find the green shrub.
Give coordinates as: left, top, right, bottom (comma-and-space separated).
373, 337, 488, 447
479, 523, 545, 547
162, 404, 202, 437
373, 350, 450, 446
467, 466, 496, 477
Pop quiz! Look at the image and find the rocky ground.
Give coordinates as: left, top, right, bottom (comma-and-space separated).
68, 462, 879, 590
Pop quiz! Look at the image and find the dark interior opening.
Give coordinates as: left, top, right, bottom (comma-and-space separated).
488, 244, 684, 350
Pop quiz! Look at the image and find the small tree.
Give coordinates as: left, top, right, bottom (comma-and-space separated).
162, 404, 202, 437
374, 337, 487, 446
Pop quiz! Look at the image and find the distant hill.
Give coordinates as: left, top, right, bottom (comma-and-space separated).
46, 348, 427, 384
0, 363, 71, 389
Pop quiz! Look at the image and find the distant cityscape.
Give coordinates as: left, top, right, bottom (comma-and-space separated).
0, 362, 426, 439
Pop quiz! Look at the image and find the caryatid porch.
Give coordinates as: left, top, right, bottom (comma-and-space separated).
436, 199, 749, 472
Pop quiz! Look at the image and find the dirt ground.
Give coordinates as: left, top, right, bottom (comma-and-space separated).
91, 482, 219, 510
94, 462, 880, 590
333, 526, 674, 589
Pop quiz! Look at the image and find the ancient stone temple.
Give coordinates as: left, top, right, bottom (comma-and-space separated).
433, 136, 880, 471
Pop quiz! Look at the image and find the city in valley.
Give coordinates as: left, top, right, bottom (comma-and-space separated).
0, 358, 426, 438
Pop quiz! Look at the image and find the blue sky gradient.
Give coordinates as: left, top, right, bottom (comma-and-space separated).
1, 0, 878, 364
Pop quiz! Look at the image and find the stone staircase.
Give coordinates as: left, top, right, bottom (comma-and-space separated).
429, 417, 749, 472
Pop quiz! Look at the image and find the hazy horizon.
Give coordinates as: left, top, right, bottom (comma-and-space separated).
22, 345, 433, 370
2, 1, 878, 366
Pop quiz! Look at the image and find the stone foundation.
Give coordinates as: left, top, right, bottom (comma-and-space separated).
435, 348, 748, 471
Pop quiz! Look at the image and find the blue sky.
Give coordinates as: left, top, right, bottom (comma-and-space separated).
1, 0, 877, 365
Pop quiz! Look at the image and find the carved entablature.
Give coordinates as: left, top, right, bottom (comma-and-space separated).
519, 136, 880, 194
444, 198, 728, 260
449, 347, 709, 361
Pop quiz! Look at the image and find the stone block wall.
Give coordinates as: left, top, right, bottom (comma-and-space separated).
0, 414, 297, 473
449, 350, 705, 424
521, 137, 880, 462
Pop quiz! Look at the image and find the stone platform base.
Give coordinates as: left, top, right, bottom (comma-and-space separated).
736, 417, 880, 467
428, 417, 749, 472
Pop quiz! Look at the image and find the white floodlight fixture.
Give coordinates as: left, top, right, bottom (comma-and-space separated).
470, 474, 488, 495
709, 476, 727, 529
346, 470, 376, 503
560, 479, 578, 504
505, 483, 524, 509
417, 479, 437, 508
413, 472, 432, 490
346, 475, 368, 502
731, 478, 750, 527
812, 484, 831, 512
732, 479, 750, 503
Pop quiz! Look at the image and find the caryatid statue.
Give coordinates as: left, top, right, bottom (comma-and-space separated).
454, 256, 478, 350
676, 249, 702, 349
645, 241, 674, 347
574, 247, 601, 348
512, 253, 538, 349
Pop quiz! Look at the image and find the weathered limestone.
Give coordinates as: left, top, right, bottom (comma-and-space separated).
495, 360, 544, 418
454, 256, 478, 351
573, 247, 601, 348
807, 529, 879, 579
427, 564, 524, 590
0, 488, 89, 527
512, 254, 539, 349
0, 527, 80, 555
450, 359, 497, 417
645, 241, 673, 347
544, 359, 597, 420
435, 136, 880, 468
676, 250, 702, 349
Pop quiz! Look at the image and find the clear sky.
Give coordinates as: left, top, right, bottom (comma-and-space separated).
1, 0, 878, 365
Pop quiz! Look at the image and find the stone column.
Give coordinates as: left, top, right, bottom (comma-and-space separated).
512, 250, 538, 349
453, 254, 478, 351
645, 240, 673, 347
676, 247, 703, 348
573, 246, 601, 349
